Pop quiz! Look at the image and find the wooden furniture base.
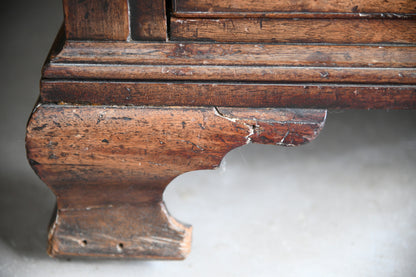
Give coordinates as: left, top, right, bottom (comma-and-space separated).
26, 105, 326, 258
26, 0, 415, 259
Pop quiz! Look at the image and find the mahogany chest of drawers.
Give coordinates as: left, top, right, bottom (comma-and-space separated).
26, 0, 415, 259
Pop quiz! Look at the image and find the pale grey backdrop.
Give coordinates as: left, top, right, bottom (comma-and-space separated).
1, 1, 415, 276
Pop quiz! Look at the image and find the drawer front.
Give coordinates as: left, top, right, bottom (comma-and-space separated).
170, 18, 416, 44
171, 0, 416, 44
174, 0, 416, 16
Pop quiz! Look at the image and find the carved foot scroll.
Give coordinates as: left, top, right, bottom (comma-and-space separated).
26, 105, 326, 259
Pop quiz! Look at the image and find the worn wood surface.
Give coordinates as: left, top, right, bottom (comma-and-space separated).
172, 11, 416, 19
63, 0, 129, 40
43, 63, 416, 84
41, 81, 416, 110
52, 41, 416, 68
26, 104, 326, 258
170, 18, 416, 44
29, 0, 416, 260
130, 0, 167, 41
174, 0, 416, 15
44, 42, 416, 85
42, 40, 416, 109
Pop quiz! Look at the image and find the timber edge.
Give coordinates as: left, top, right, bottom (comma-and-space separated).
41, 30, 416, 110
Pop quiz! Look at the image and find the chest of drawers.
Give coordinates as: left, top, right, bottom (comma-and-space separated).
26, 0, 415, 259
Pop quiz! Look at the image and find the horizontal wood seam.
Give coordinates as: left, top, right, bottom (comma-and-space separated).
41, 80, 416, 87
172, 12, 416, 18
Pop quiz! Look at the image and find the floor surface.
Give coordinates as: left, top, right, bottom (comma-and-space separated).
0, 1, 415, 276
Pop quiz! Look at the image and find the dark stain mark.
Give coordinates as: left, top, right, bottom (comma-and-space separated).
103, 0, 109, 12
48, 141, 59, 148
182, 140, 204, 153
352, 5, 359, 12
74, 113, 83, 121
48, 154, 59, 160
33, 124, 47, 131
182, 121, 186, 129
102, 139, 109, 143
111, 117, 132, 121
29, 159, 40, 166
53, 121, 62, 128
97, 114, 104, 125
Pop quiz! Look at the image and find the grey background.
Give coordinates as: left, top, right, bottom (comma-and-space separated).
1, 0, 415, 276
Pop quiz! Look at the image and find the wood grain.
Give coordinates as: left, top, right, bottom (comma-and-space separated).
63, 0, 129, 40
174, 0, 416, 14
130, 0, 167, 40
53, 41, 416, 68
31, 0, 416, 261
172, 11, 416, 19
43, 63, 416, 84
26, 104, 326, 258
41, 40, 416, 109
40, 81, 416, 110
170, 18, 416, 44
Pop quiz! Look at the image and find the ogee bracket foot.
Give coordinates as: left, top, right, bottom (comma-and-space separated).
26, 105, 326, 259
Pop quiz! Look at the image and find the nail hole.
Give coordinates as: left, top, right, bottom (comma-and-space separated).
81, 240, 87, 247
117, 243, 124, 252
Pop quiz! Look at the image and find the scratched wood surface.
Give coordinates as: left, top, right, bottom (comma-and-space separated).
26, 105, 326, 258
43, 63, 416, 84
52, 41, 416, 68
173, 12, 416, 19
63, 0, 129, 40
42, 39, 416, 109
170, 18, 416, 44
41, 81, 416, 110
174, 0, 416, 15
44, 42, 416, 84
130, 0, 167, 40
